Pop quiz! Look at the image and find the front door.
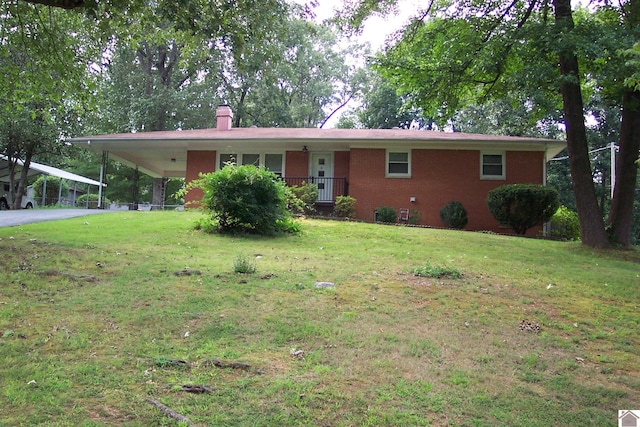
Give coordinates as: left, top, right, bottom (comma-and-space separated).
310, 152, 333, 202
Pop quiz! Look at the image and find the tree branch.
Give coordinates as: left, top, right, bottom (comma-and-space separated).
146, 398, 195, 427
19, 0, 84, 9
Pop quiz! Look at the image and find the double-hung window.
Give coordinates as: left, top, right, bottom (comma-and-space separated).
481, 152, 505, 180
386, 150, 411, 177
218, 152, 284, 177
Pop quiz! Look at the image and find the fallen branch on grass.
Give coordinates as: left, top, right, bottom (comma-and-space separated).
146, 397, 194, 427
173, 269, 202, 276
179, 384, 216, 394
202, 358, 264, 374
36, 269, 98, 282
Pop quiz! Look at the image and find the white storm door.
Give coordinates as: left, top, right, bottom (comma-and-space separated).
310, 152, 334, 202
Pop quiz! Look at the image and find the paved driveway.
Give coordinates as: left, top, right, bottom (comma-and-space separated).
0, 209, 114, 228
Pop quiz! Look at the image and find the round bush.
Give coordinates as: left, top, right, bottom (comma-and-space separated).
439, 201, 468, 229
76, 193, 109, 209
289, 182, 318, 215
549, 205, 580, 241
376, 205, 397, 223
197, 164, 294, 235
334, 196, 356, 218
487, 184, 559, 235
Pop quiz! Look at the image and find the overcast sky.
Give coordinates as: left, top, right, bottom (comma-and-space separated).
295, 0, 423, 50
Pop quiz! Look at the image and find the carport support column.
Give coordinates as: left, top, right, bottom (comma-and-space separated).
131, 166, 139, 210
98, 151, 108, 209
41, 176, 47, 206
57, 179, 63, 205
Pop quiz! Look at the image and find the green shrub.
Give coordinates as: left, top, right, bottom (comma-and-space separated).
289, 182, 318, 215
33, 175, 69, 206
233, 254, 257, 274
487, 184, 559, 235
193, 164, 297, 235
193, 217, 218, 234
409, 209, 422, 225
549, 206, 580, 241
412, 263, 462, 279
376, 205, 397, 223
76, 193, 109, 209
439, 201, 468, 229
334, 195, 356, 218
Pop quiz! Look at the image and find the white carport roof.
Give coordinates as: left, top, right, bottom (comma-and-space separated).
0, 155, 105, 187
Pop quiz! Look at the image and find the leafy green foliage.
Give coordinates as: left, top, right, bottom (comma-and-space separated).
233, 254, 257, 274
375, 205, 397, 223
487, 184, 560, 235
439, 201, 469, 230
75, 193, 109, 209
550, 206, 581, 241
408, 209, 422, 225
32, 176, 69, 206
195, 164, 296, 235
289, 182, 318, 215
334, 195, 356, 218
412, 263, 462, 279
622, 42, 640, 91
338, 70, 426, 129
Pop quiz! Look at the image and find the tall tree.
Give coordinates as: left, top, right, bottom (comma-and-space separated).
0, 1, 97, 209
237, 19, 359, 128
605, 0, 640, 246
553, 0, 608, 246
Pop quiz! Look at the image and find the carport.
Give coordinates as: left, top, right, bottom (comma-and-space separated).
0, 155, 105, 208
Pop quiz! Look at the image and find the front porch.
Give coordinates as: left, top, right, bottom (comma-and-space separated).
283, 176, 349, 203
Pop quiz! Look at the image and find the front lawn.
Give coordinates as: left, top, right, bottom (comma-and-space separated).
1, 211, 638, 426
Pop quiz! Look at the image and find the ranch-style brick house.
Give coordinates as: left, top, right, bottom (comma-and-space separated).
70, 105, 566, 234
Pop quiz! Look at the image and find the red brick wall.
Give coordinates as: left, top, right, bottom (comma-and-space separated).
185, 150, 216, 208
349, 148, 545, 234
285, 151, 309, 176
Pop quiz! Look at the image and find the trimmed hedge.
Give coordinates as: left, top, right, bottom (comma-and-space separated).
440, 201, 468, 229
376, 205, 397, 223
487, 184, 559, 235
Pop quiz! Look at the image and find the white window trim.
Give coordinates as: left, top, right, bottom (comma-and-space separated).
217, 152, 286, 176
480, 151, 506, 180
386, 149, 411, 178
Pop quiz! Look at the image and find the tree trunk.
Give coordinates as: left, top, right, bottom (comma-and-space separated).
607, 0, 640, 247
553, 0, 609, 248
607, 89, 640, 246
11, 141, 36, 210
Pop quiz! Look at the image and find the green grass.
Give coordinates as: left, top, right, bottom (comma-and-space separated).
0, 211, 639, 426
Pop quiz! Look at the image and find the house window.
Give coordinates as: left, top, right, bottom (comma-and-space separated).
219, 153, 237, 169
218, 152, 284, 177
241, 154, 260, 166
264, 154, 283, 177
481, 152, 505, 180
386, 150, 411, 177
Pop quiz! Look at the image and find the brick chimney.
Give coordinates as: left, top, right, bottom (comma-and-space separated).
216, 105, 233, 131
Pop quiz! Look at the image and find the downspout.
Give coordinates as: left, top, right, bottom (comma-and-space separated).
543, 145, 548, 186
